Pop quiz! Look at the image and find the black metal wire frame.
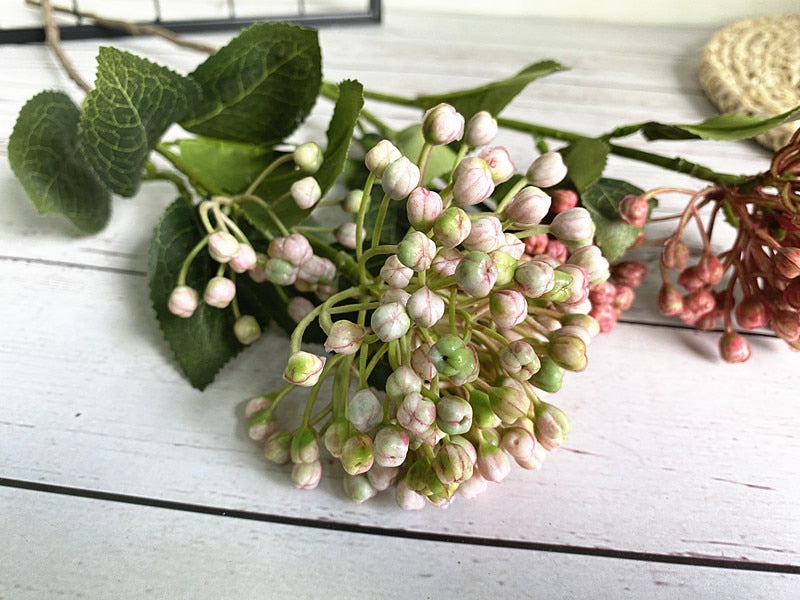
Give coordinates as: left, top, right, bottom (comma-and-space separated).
0, 0, 382, 44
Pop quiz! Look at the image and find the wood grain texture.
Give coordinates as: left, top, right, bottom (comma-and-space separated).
1, 7, 798, 594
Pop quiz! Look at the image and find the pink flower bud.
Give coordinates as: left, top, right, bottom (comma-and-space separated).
397, 230, 437, 272
546, 239, 569, 263
550, 188, 579, 213
489, 289, 528, 330
657, 283, 684, 316
410, 343, 437, 381
430, 247, 462, 277
371, 301, 411, 342
366, 464, 400, 491
293, 142, 323, 174
610, 260, 647, 288
406, 286, 446, 328
497, 233, 526, 260
435, 395, 473, 435
290, 425, 321, 464
204, 276, 236, 308
477, 443, 511, 483
479, 146, 515, 184
291, 460, 322, 489
287, 296, 315, 323
380, 254, 414, 288
283, 351, 326, 387
297, 255, 336, 284
514, 258, 555, 298
374, 426, 410, 467
168, 285, 199, 318
264, 257, 298, 286
464, 110, 498, 147
611, 285, 635, 311
452, 157, 495, 206
263, 430, 292, 464
422, 102, 465, 145
696, 252, 724, 285
247, 407, 276, 442
247, 252, 269, 282
324, 319, 366, 355
406, 187, 443, 232
662, 238, 689, 271
290, 176, 322, 209
454, 251, 498, 297
499, 340, 541, 380
381, 288, 410, 306
719, 331, 751, 363
385, 366, 422, 402
524, 233, 549, 255
774, 247, 800, 280
589, 280, 617, 306
534, 402, 572, 451
526, 151, 567, 188
503, 186, 551, 228
684, 288, 716, 316
396, 391, 436, 435
556, 264, 590, 305
433, 206, 472, 248
463, 215, 504, 253
348, 388, 383, 432
381, 156, 420, 200
334, 222, 364, 249
772, 310, 800, 342
458, 471, 489, 499
268, 233, 313, 267
567, 244, 610, 286
734, 295, 771, 329
396, 479, 426, 510
340, 433, 374, 476
234, 314, 261, 345
207, 230, 240, 263
549, 207, 595, 248
227, 243, 257, 274
784, 279, 800, 309
500, 427, 537, 461
618, 194, 649, 227
365, 139, 402, 177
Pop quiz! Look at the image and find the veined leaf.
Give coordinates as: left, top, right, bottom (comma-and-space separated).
148, 197, 244, 390
80, 47, 201, 197
181, 22, 321, 144
560, 138, 610, 193
175, 137, 274, 195
581, 178, 647, 262
413, 60, 567, 120
8, 91, 110, 233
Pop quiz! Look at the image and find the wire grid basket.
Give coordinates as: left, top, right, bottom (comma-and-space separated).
1, 0, 381, 44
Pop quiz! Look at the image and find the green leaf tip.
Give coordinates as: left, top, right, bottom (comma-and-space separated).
8, 90, 111, 234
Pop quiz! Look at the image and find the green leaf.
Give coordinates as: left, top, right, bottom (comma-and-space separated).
413, 60, 567, 120
148, 197, 243, 390
559, 138, 610, 193
241, 79, 364, 233
581, 178, 646, 262
8, 91, 111, 233
175, 137, 274, 195
396, 124, 458, 186
181, 22, 321, 144
80, 47, 201, 197
607, 102, 800, 142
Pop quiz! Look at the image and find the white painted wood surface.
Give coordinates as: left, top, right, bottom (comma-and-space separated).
1, 6, 798, 597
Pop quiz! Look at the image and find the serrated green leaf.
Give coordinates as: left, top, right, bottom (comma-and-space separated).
240, 79, 364, 233
148, 197, 244, 390
413, 60, 567, 120
175, 137, 274, 195
581, 178, 645, 262
396, 124, 458, 186
80, 47, 201, 197
181, 22, 321, 144
559, 138, 610, 193
8, 91, 111, 234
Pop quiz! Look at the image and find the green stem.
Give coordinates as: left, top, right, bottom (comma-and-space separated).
244, 153, 295, 197
177, 234, 210, 285
370, 193, 393, 250
234, 194, 290, 237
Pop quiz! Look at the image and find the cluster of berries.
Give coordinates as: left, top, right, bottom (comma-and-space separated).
244, 102, 613, 508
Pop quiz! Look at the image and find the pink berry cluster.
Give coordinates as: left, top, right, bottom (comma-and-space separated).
245, 103, 613, 508
165, 142, 326, 345
653, 129, 800, 362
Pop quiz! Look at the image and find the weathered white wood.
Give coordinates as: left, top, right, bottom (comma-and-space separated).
1, 486, 797, 600
1, 258, 798, 566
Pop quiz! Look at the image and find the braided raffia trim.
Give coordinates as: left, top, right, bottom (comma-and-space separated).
698, 15, 800, 150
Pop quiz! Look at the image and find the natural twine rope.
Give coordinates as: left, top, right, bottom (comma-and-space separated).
698, 15, 800, 150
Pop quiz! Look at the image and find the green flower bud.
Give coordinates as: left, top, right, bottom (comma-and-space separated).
290, 425, 321, 464
539, 269, 573, 303
436, 395, 473, 435
547, 326, 589, 371
514, 258, 555, 298
283, 351, 326, 387
348, 388, 383, 432
397, 230, 436, 272
489, 250, 517, 287
454, 251, 498, 297
263, 430, 292, 464
429, 334, 471, 378
234, 314, 262, 345
343, 474, 378, 503
433, 206, 472, 248
488, 381, 530, 424
291, 460, 322, 489
340, 433, 374, 476
529, 356, 564, 393
469, 388, 502, 429
293, 142, 323, 173
498, 340, 541, 381
247, 407, 276, 442
432, 441, 474, 485
323, 419, 350, 458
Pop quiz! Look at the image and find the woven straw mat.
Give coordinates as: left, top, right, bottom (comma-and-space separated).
698, 15, 800, 151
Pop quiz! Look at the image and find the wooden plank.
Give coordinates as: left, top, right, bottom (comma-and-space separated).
1, 486, 796, 599
1, 258, 797, 566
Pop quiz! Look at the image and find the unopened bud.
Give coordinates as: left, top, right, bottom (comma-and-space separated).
324, 319, 366, 355
500, 427, 537, 461
463, 215, 504, 253
371, 301, 411, 342
207, 230, 240, 263
395, 479, 426, 510
343, 474, 377, 503
290, 425, 321, 464
697, 252, 724, 285
263, 430, 292, 464
406, 286, 446, 328
422, 102, 465, 145
410, 343, 437, 381
374, 426, 410, 467
547, 326, 589, 371
489, 289, 528, 330
264, 257, 298, 286
469, 388, 502, 429
719, 331, 752, 363
433, 206, 472, 248
430, 247, 462, 277
452, 157, 495, 206
292, 460, 322, 489
406, 187, 443, 232
283, 351, 326, 387
477, 442, 511, 483
432, 441, 474, 484
290, 176, 322, 209
348, 388, 383, 432
342, 189, 363, 213
549, 207, 595, 248
514, 258, 555, 298
503, 186, 551, 227
526, 151, 567, 188
229, 243, 257, 273
340, 433, 374, 476
618, 194, 649, 227
366, 464, 400, 491
489, 382, 530, 424
436, 395, 473, 435
168, 285, 199, 318
334, 222, 364, 249
662, 237, 689, 271
287, 296, 315, 323
529, 356, 564, 392
429, 334, 474, 379
365, 139, 402, 177
234, 314, 261, 345
268, 233, 314, 267
293, 142, 323, 173
479, 146, 515, 184
323, 419, 350, 458
735, 295, 770, 329
454, 251, 497, 297
610, 260, 647, 288
385, 366, 423, 402
380, 254, 414, 288
499, 340, 541, 380
657, 283, 684, 316
396, 391, 437, 435
204, 276, 236, 308
464, 110, 498, 147
534, 402, 572, 451
774, 247, 800, 280
567, 244, 610, 286
381, 156, 420, 200
550, 188, 579, 213
397, 230, 437, 271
